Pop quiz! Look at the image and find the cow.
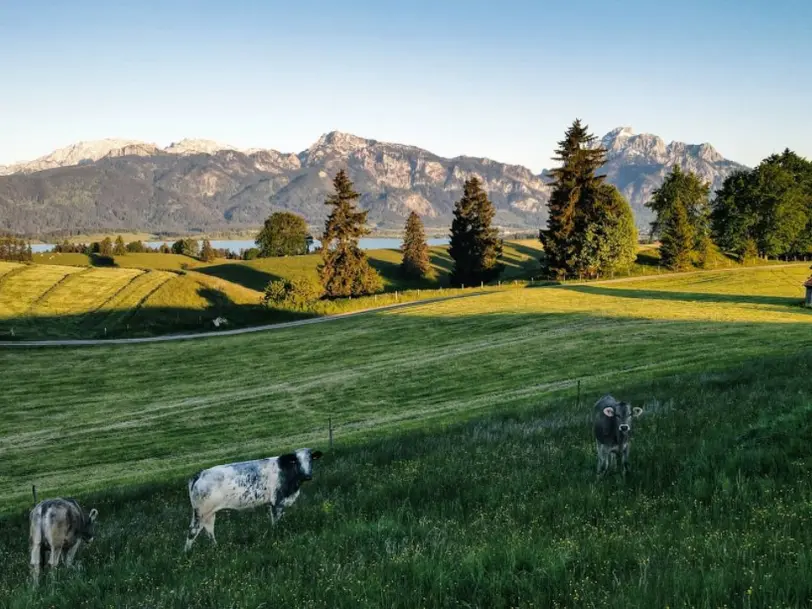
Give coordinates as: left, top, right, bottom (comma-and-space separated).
29, 496, 98, 585
594, 394, 643, 476
185, 448, 323, 551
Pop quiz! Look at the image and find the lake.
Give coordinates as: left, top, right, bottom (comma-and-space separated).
31, 237, 450, 254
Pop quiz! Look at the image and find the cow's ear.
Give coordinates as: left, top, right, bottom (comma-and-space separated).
602, 407, 615, 417
632, 407, 643, 417
89, 509, 98, 522
312, 451, 323, 460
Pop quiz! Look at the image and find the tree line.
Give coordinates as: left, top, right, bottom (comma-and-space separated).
540, 120, 812, 276
0, 237, 33, 262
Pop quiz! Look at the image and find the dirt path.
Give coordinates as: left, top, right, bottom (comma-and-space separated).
1, 262, 808, 349
0, 292, 486, 348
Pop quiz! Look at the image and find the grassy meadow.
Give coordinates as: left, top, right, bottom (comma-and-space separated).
8, 241, 542, 340
0, 265, 811, 607
8, 240, 800, 341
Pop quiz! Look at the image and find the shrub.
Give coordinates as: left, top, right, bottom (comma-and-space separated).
262, 277, 323, 311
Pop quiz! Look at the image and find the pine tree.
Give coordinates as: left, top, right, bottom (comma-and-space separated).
200, 238, 216, 262
659, 196, 694, 271
318, 170, 383, 297
113, 235, 126, 255
448, 177, 503, 287
540, 119, 609, 279
400, 212, 431, 279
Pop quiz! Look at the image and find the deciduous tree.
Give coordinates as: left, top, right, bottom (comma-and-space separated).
113, 235, 126, 255
256, 212, 310, 257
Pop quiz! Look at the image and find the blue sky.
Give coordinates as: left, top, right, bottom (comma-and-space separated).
1, 0, 810, 171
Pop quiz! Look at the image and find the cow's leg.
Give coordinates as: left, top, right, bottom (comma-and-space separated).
270, 503, 284, 525
64, 540, 82, 568
48, 541, 63, 569
185, 507, 203, 551
29, 522, 42, 586
596, 443, 609, 476
200, 512, 217, 545
621, 443, 631, 475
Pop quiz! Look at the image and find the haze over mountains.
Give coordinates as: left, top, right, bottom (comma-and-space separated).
0, 129, 746, 237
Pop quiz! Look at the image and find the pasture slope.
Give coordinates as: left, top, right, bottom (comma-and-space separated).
7, 241, 543, 340
0, 266, 811, 607
7, 241, 792, 342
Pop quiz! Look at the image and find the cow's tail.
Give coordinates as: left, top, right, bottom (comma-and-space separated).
32, 484, 38, 505
187, 471, 201, 499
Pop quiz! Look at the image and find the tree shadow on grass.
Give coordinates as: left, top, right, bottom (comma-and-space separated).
557, 284, 807, 309
89, 254, 118, 268
197, 264, 281, 292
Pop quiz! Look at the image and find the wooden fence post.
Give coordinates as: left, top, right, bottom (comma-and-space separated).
328, 417, 334, 449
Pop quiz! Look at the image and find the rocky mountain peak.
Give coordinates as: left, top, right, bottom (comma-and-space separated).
0, 126, 748, 236
164, 139, 236, 156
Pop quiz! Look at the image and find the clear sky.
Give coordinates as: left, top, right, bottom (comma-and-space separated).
1, 0, 810, 171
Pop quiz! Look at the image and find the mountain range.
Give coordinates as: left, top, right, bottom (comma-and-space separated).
0, 129, 747, 237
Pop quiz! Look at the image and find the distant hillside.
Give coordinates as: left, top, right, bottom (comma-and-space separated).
0, 129, 746, 237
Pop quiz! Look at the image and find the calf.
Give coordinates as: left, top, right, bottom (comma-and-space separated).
29, 497, 98, 585
594, 394, 643, 476
185, 448, 323, 551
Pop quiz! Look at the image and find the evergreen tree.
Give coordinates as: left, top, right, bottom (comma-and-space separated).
448, 177, 504, 287
200, 238, 216, 262
318, 170, 383, 297
256, 212, 309, 257
575, 185, 638, 278
113, 235, 126, 255
540, 119, 609, 278
400, 211, 431, 279
659, 196, 694, 271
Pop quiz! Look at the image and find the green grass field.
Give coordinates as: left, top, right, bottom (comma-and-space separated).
9, 241, 800, 341
10, 242, 543, 340
0, 265, 811, 607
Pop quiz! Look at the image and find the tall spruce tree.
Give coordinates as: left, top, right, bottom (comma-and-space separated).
448, 177, 503, 287
318, 170, 383, 297
540, 119, 635, 279
400, 211, 430, 279
540, 120, 606, 278
659, 196, 694, 270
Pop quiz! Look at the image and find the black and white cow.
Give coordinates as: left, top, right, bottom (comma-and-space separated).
29, 497, 98, 585
185, 448, 323, 551
594, 394, 643, 476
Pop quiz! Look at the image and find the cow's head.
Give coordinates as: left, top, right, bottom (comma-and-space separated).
602, 401, 643, 439
81, 508, 99, 542
295, 448, 323, 481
